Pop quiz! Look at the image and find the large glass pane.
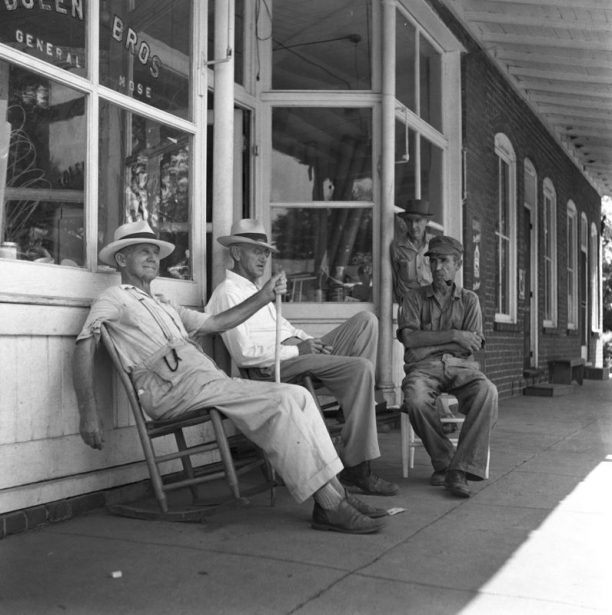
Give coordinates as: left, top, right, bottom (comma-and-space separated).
394, 118, 416, 200
271, 107, 372, 202
99, 0, 192, 119
420, 137, 443, 217
419, 35, 442, 131
272, 0, 372, 90
271, 207, 373, 302
0, 61, 85, 266
395, 11, 416, 112
98, 101, 192, 279
0, 1, 86, 76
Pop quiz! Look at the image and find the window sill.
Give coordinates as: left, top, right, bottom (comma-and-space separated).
493, 321, 519, 333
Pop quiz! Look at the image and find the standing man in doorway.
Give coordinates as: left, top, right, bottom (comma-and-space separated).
390, 198, 433, 304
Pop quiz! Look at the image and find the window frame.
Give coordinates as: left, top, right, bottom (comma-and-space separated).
542, 178, 558, 328
494, 133, 517, 324
566, 201, 578, 330
0, 2, 207, 307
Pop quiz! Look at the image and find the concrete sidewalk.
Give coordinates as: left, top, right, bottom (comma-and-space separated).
1, 380, 611, 615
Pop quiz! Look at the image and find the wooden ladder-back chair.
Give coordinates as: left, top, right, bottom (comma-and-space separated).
400, 393, 490, 479
100, 325, 275, 521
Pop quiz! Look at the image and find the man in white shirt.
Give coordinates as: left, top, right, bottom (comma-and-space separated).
206, 219, 399, 497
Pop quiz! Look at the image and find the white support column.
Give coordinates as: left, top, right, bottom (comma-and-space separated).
378, 0, 397, 405
212, 0, 236, 288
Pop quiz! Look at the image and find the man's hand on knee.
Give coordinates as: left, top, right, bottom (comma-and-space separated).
298, 338, 333, 355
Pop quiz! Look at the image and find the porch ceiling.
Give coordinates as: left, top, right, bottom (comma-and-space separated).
441, 0, 612, 197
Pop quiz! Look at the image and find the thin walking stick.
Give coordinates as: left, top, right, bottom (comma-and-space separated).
274, 292, 281, 384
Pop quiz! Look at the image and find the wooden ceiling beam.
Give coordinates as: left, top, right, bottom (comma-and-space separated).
463, 11, 612, 32
481, 32, 612, 52
510, 67, 612, 86
539, 104, 612, 119
528, 93, 612, 110
462, 0, 612, 10
496, 49, 612, 71
521, 83, 612, 99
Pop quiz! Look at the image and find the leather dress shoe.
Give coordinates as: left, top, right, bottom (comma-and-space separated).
339, 464, 399, 496
430, 469, 447, 487
444, 470, 471, 498
346, 492, 388, 518
311, 500, 385, 534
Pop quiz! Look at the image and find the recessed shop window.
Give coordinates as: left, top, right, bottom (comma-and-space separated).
396, 10, 442, 132
99, 0, 192, 119
271, 107, 372, 202
394, 120, 443, 222
271, 0, 372, 91
271, 106, 373, 302
0, 1, 86, 77
0, 61, 86, 266
98, 100, 192, 280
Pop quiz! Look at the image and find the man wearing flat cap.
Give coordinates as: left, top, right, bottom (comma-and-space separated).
390, 198, 433, 303
397, 235, 498, 497
206, 219, 399, 498
72, 220, 390, 534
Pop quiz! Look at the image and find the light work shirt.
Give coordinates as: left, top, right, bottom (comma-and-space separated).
77, 285, 212, 371
397, 283, 484, 365
390, 237, 432, 302
206, 270, 312, 367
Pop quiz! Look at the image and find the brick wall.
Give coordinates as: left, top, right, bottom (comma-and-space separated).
430, 1, 602, 398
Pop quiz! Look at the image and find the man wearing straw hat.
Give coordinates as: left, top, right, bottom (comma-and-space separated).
207, 219, 399, 498
73, 220, 388, 534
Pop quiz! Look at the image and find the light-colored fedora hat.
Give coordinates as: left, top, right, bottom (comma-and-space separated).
217, 218, 278, 252
99, 220, 175, 266
393, 198, 434, 218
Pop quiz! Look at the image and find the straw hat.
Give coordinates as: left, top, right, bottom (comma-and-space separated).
217, 218, 278, 252
98, 220, 175, 266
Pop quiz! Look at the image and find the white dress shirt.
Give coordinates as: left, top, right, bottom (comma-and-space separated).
206, 269, 312, 367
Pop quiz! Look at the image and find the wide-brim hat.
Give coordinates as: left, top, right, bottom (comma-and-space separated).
217, 218, 278, 252
99, 220, 175, 267
425, 235, 463, 258
394, 198, 434, 218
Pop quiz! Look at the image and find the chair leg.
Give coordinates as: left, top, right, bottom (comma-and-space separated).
138, 430, 169, 513
173, 428, 200, 502
400, 413, 410, 478
209, 408, 242, 501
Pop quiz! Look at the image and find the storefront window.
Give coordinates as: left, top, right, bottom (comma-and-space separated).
271, 106, 372, 302
396, 10, 442, 133
420, 35, 442, 131
98, 101, 192, 279
99, 0, 192, 119
272, 0, 372, 90
0, 61, 85, 266
0, 1, 86, 77
394, 120, 443, 219
271, 107, 372, 202
395, 13, 416, 112
271, 207, 373, 303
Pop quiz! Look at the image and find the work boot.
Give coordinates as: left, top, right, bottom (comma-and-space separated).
444, 470, 471, 498
311, 500, 386, 534
339, 461, 399, 496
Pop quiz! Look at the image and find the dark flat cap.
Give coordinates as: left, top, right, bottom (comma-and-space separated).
425, 235, 463, 257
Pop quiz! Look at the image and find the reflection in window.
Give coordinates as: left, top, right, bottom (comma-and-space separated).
0, 62, 85, 266
395, 13, 416, 112
271, 107, 372, 202
99, 0, 192, 119
272, 0, 372, 90
98, 101, 192, 279
396, 10, 442, 132
271, 207, 372, 302
0, 1, 86, 76
394, 120, 443, 220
